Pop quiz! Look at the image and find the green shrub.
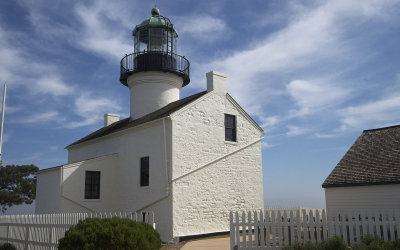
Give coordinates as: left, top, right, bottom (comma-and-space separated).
282, 236, 347, 250
282, 235, 400, 250
0, 243, 17, 250
58, 217, 161, 250
352, 235, 400, 250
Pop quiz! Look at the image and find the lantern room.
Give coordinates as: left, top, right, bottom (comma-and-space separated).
120, 8, 190, 86
133, 8, 177, 54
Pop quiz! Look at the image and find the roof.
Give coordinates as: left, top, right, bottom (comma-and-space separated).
322, 124, 400, 188
38, 164, 63, 173
66, 91, 207, 148
132, 8, 178, 36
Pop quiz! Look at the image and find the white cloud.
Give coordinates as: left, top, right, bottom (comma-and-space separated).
260, 116, 281, 130
23, 111, 63, 124
337, 94, 400, 131
178, 15, 229, 42
190, 0, 399, 135
286, 80, 349, 116
73, 2, 132, 60
261, 140, 278, 149
65, 92, 122, 128
286, 125, 312, 137
33, 76, 74, 97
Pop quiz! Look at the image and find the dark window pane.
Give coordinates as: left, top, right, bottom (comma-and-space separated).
140, 157, 149, 187
225, 114, 236, 142
85, 171, 100, 199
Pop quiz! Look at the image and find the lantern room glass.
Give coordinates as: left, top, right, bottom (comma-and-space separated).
135, 27, 177, 54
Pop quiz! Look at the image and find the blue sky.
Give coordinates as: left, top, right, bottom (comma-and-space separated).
1, 0, 400, 212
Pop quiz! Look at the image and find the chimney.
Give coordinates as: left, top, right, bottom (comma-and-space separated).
206, 71, 227, 95
104, 113, 120, 127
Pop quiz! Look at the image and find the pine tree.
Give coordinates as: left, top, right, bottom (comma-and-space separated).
0, 165, 39, 213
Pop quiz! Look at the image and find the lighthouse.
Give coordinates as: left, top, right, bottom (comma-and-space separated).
120, 8, 190, 119
36, 7, 264, 242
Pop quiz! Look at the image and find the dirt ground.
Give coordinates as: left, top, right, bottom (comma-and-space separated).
160, 242, 187, 250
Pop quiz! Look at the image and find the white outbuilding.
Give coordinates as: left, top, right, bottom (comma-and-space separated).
35, 7, 264, 242
323, 125, 400, 216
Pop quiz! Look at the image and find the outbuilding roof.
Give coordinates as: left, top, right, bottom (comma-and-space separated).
322, 125, 400, 188
66, 91, 207, 148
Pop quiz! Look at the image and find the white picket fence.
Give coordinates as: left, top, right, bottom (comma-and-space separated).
230, 208, 400, 250
0, 211, 155, 250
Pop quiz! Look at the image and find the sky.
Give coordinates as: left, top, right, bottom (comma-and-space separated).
1, 0, 400, 213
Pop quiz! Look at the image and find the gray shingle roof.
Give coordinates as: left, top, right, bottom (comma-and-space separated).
66, 91, 207, 148
322, 125, 400, 188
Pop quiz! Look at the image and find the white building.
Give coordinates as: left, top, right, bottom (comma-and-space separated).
35, 7, 264, 242
323, 125, 400, 216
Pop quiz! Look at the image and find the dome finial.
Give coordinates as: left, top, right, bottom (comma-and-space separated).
151, 7, 160, 17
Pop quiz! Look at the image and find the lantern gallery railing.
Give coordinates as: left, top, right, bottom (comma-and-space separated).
120, 52, 190, 86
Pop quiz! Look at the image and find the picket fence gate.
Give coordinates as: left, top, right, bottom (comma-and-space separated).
0, 211, 155, 250
230, 208, 400, 250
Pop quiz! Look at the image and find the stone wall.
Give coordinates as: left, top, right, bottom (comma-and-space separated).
171, 91, 264, 238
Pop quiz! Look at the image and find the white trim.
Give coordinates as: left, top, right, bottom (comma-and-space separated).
226, 93, 264, 133
63, 153, 118, 169
169, 91, 212, 118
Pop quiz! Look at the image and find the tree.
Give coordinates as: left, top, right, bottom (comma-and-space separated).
0, 165, 39, 213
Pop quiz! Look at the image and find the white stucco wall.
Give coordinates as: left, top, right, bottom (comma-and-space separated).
38, 78, 263, 241
171, 91, 264, 238
67, 119, 173, 241
127, 71, 183, 119
325, 184, 400, 215
36, 168, 62, 214
61, 154, 119, 212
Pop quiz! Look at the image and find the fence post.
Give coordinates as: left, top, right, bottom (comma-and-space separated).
354, 210, 361, 245
388, 209, 395, 241
152, 212, 156, 230
260, 210, 265, 248
289, 210, 295, 245
6, 224, 9, 243
241, 211, 246, 248
309, 210, 315, 244
283, 211, 289, 247
254, 211, 259, 247
49, 226, 53, 250
271, 210, 277, 248
322, 209, 328, 241
248, 211, 252, 246
235, 212, 240, 250
277, 211, 283, 248
374, 209, 380, 238
24, 225, 29, 250
229, 212, 235, 250
315, 210, 321, 243
382, 209, 388, 242
296, 210, 301, 245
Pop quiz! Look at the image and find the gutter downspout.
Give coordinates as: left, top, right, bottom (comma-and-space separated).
135, 130, 265, 212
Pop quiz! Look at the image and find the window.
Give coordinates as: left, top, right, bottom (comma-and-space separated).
140, 157, 149, 187
225, 114, 236, 142
85, 171, 100, 199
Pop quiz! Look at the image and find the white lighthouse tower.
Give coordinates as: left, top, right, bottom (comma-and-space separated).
120, 8, 190, 119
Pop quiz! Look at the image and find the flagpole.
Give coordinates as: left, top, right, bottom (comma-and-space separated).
0, 83, 6, 166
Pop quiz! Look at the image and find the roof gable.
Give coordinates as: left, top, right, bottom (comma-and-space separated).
169, 92, 264, 133
322, 125, 400, 188
66, 91, 207, 148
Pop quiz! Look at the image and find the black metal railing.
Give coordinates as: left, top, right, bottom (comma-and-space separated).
120, 52, 190, 86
